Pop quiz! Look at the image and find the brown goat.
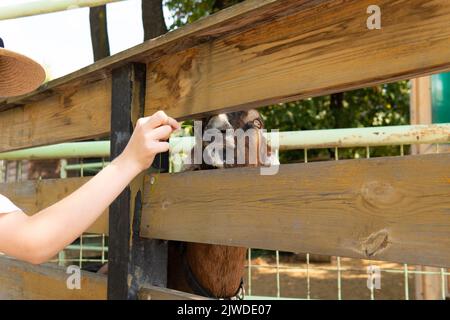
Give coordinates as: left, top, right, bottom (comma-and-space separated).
168, 109, 278, 298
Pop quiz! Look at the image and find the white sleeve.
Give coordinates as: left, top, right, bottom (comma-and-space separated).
0, 194, 21, 213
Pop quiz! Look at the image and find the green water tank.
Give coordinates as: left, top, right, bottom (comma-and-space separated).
431, 72, 450, 123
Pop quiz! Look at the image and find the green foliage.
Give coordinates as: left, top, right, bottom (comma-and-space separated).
165, 0, 411, 163
164, 0, 244, 28
164, 0, 216, 29
261, 82, 410, 131
261, 82, 410, 162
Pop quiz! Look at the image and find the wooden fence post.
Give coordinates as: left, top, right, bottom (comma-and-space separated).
107, 62, 168, 300
410, 76, 447, 300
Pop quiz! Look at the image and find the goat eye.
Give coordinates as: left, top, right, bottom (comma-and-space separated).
253, 119, 262, 129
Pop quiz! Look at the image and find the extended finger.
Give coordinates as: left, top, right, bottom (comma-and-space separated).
151, 141, 170, 154
148, 125, 173, 141
166, 116, 181, 130
144, 111, 180, 130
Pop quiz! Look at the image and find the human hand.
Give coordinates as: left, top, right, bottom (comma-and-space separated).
117, 111, 180, 174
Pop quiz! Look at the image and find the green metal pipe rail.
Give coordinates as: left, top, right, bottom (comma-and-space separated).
0, 141, 110, 161
0, 124, 449, 161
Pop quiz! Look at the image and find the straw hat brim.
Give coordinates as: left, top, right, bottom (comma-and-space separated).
0, 48, 46, 98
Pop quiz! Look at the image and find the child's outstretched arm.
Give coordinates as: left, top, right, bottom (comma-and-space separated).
0, 111, 179, 264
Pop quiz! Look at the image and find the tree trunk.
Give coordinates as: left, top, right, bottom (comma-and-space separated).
330, 92, 346, 128
328, 92, 345, 160
89, 5, 110, 61
142, 0, 167, 41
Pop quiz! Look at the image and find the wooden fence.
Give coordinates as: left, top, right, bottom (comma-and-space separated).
1, 0, 450, 299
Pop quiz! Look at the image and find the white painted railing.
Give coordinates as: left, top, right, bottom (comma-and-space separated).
0, 0, 127, 21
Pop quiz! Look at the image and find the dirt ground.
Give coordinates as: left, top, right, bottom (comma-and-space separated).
243, 255, 416, 300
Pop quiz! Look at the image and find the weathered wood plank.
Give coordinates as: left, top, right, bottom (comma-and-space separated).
141, 154, 450, 268
107, 63, 168, 300
0, 0, 296, 113
107, 63, 139, 300
0, 256, 206, 300
0, 78, 111, 152
0, 177, 108, 234
138, 285, 211, 300
0, 256, 106, 300
145, 0, 450, 119
2, 154, 450, 268
409, 77, 441, 299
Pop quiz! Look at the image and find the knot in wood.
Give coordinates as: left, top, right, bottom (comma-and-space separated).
361, 181, 400, 208
361, 229, 390, 257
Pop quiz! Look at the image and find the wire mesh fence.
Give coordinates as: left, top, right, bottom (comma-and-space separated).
244, 142, 449, 300
54, 158, 110, 272
0, 157, 110, 273
0, 126, 449, 300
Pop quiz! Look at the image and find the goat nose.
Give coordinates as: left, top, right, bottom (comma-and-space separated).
0, 37, 4, 48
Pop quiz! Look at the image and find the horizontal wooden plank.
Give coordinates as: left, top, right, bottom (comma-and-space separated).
141, 154, 450, 268
0, 177, 108, 235
145, 0, 450, 119
0, 0, 286, 113
0, 256, 106, 299
138, 285, 211, 300
0, 256, 207, 300
3, 155, 449, 268
0, 78, 111, 152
